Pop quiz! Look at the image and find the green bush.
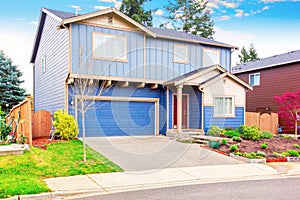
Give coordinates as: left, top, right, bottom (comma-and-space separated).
207, 126, 223, 136
260, 131, 274, 139
293, 144, 300, 148
0, 119, 11, 141
224, 130, 240, 138
232, 136, 242, 142
221, 139, 227, 145
230, 144, 238, 151
282, 150, 300, 157
53, 109, 79, 140
261, 142, 268, 149
238, 125, 261, 141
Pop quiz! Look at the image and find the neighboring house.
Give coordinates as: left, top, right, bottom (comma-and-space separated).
232, 49, 300, 128
30, 7, 252, 137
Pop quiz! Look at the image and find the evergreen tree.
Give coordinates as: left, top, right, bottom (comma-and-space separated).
238, 43, 259, 64
161, 0, 215, 39
120, 0, 154, 26
0, 50, 26, 113
249, 43, 259, 61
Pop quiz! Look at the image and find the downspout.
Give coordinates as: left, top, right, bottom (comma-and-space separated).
166, 87, 169, 134
199, 86, 205, 131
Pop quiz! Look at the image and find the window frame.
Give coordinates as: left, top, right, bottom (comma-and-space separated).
202, 48, 220, 67
92, 32, 128, 62
173, 44, 188, 63
213, 95, 235, 118
41, 56, 46, 74
249, 73, 260, 86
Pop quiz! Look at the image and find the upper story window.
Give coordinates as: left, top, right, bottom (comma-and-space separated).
203, 48, 220, 67
249, 73, 260, 86
41, 56, 46, 74
174, 44, 188, 63
214, 96, 235, 117
92, 32, 127, 62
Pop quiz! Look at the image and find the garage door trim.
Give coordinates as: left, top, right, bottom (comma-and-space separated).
74, 95, 160, 136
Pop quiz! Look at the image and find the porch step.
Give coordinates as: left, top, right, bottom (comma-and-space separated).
192, 135, 232, 146
167, 129, 205, 138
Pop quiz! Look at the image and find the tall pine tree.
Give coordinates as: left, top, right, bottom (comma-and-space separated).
0, 50, 26, 113
161, 0, 215, 39
120, 0, 154, 26
238, 43, 259, 64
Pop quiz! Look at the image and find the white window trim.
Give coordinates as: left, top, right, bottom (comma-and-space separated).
92, 32, 128, 62
41, 56, 46, 74
173, 44, 188, 64
213, 95, 235, 118
202, 48, 220, 67
249, 73, 260, 86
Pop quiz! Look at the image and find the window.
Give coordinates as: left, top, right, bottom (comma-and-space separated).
203, 48, 220, 67
41, 56, 46, 74
249, 73, 260, 86
214, 96, 234, 117
92, 32, 127, 62
174, 44, 188, 63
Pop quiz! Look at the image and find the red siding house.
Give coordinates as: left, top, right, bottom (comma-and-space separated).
232, 50, 300, 131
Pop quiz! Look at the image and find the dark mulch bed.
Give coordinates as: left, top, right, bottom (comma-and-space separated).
32, 136, 63, 150
217, 136, 300, 158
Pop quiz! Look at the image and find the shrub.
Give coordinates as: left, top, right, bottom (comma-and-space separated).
230, 144, 238, 151
224, 130, 240, 138
232, 136, 242, 142
0, 119, 11, 141
53, 109, 79, 140
281, 150, 300, 157
293, 144, 300, 148
207, 126, 223, 136
221, 139, 227, 145
261, 142, 268, 149
238, 125, 261, 140
260, 131, 274, 139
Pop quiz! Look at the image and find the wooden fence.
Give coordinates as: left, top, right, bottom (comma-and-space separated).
5, 96, 52, 145
245, 112, 278, 135
6, 96, 33, 145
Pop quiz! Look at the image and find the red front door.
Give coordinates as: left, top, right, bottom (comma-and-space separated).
173, 95, 188, 129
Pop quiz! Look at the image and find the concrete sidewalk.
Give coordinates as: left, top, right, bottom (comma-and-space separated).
10, 162, 300, 200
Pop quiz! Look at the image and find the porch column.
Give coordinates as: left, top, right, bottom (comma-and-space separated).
177, 84, 183, 133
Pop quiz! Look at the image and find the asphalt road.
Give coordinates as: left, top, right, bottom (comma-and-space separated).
75, 176, 300, 200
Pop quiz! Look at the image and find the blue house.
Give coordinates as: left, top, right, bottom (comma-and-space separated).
30, 8, 252, 137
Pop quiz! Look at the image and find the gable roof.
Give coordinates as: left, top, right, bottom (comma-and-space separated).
30, 7, 238, 63
232, 49, 300, 74
164, 64, 252, 90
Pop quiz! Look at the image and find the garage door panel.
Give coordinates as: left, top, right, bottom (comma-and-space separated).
78, 100, 155, 137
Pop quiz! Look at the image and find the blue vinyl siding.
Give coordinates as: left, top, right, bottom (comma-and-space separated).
203, 106, 244, 132
189, 87, 202, 129
71, 24, 145, 78
69, 84, 167, 137
34, 14, 69, 112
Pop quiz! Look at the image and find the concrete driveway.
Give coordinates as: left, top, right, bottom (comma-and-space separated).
85, 136, 241, 171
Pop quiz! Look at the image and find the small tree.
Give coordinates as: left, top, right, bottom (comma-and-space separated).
274, 90, 300, 139
162, 0, 215, 39
70, 48, 114, 161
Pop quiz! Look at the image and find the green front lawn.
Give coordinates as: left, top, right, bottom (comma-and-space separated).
0, 140, 122, 198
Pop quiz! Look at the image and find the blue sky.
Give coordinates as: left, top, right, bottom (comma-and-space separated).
1, 0, 300, 94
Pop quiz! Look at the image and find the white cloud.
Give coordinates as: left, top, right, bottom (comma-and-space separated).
94, 6, 110, 10
16, 18, 25, 21
235, 9, 244, 17
207, 2, 219, 9
220, 15, 230, 21
98, 0, 114, 2
244, 13, 250, 17
70, 5, 81, 10
30, 21, 38, 26
262, 6, 270, 10
154, 9, 164, 16
221, 10, 227, 13
220, 1, 239, 8
261, 0, 286, 3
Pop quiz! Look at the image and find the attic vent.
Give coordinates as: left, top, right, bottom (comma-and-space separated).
108, 16, 113, 24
